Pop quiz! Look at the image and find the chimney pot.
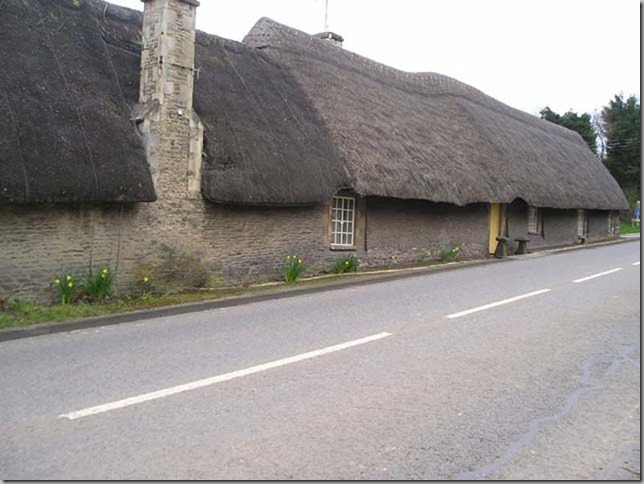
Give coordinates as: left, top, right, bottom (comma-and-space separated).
314, 31, 344, 47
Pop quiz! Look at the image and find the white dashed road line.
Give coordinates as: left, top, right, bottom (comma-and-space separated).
573, 268, 623, 283
60, 331, 392, 420
445, 289, 552, 319
633, 262, 640, 266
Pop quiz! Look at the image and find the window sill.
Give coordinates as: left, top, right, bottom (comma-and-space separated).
330, 245, 357, 251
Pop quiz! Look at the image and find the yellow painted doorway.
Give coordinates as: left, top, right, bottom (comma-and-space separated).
488, 203, 502, 253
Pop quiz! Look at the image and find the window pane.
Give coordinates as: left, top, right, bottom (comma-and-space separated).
331, 196, 356, 246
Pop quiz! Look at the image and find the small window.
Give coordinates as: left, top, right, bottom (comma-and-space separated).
331, 195, 355, 246
577, 209, 588, 237
527, 206, 540, 234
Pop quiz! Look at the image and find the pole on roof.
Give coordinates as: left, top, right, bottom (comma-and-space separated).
324, 0, 329, 31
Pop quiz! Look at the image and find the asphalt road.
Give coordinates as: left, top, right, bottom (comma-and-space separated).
1, 241, 640, 480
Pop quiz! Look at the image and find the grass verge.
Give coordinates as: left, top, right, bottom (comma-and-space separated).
0, 289, 241, 330
0, 272, 384, 331
620, 223, 641, 235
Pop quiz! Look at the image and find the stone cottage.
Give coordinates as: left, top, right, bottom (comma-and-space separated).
0, 0, 628, 300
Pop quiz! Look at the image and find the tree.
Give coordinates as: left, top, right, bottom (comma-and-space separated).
601, 94, 640, 197
539, 106, 598, 154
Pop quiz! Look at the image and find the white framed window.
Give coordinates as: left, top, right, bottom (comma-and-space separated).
577, 209, 587, 237
331, 195, 355, 246
527, 206, 540, 234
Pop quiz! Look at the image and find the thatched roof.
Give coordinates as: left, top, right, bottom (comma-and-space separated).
243, 18, 629, 210
194, 33, 347, 206
0, 2, 628, 210
0, 0, 155, 203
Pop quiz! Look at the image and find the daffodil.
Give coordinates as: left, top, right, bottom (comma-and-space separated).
66, 275, 72, 281
143, 276, 150, 283
298, 259, 302, 264
54, 279, 60, 285
68, 282, 73, 288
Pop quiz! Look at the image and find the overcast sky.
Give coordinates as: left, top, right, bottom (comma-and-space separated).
108, 0, 640, 117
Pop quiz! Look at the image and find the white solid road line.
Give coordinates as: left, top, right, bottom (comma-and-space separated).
445, 289, 552, 319
573, 268, 623, 283
633, 262, 640, 266
59, 331, 392, 420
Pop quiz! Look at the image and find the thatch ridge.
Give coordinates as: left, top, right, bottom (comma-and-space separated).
244, 18, 628, 210
0, 0, 155, 203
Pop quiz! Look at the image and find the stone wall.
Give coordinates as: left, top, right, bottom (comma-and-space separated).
0, 200, 336, 302
365, 198, 490, 265
588, 210, 612, 239
505, 200, 617, 253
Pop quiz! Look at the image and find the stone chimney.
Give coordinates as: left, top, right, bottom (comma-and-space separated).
135, 0, 203, 199
314, 31, 344, 47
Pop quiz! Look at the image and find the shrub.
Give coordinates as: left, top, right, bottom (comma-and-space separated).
440, 245, 461, 262
386, 255, 397, 269
331, 255, 360, 274
282, 255, 305, 283
84, 266, 114, 300
52, 274, 77, 304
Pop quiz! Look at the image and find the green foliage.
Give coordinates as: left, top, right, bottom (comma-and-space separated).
7, 298, 40, 317
331, 255, 360, 274
417, 250, 432, 265
386, 255, 397, 269
132, 32, 147, 49
282, 255, 305, 283
440, 245, 461, 262
83, 266, 114, 300
52, 274, 77, 304
620, 222, 640, 234
540, 106, 598, 154
601, 94, 641, 194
